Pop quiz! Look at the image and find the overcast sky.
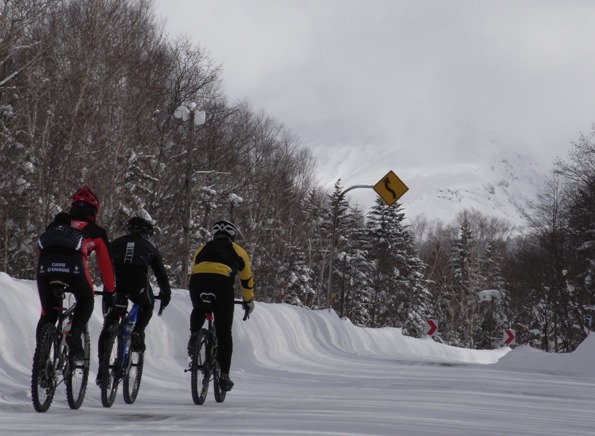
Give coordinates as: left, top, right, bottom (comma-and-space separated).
153, 0, 595, 210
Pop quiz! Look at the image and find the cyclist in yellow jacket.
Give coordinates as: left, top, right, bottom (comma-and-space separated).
187, 220, 254, 391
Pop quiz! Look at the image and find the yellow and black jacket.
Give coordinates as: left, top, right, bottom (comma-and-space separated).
190, 237, 254, 302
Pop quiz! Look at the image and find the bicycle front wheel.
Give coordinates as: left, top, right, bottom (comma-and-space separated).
123, 350, 144, 404
100, 327, 120, 407
190, 330, 211, 405
66, 327, 90, 409
31, 323, 58, 413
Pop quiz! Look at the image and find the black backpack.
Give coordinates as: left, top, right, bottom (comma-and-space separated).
38, 223, 84, 253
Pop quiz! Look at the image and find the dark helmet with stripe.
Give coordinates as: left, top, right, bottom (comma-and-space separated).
212, 220, 241, 241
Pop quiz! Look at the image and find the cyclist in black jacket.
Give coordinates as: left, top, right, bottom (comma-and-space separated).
97, 216, 171, 383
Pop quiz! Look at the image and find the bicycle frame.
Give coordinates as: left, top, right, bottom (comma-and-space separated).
53, 285, 90, 379
97, 291, 161, 407
57, 298, 76, 375
115, 304, 140, 376
187, 294, 249, 405
31, 281, 91, 412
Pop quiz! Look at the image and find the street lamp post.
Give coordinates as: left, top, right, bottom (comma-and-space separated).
174, 103, 206, 289
340, 253, 347, 318
326, 184, 373, 311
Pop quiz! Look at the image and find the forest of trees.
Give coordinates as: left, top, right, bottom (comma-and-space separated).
1, 0, 594, 352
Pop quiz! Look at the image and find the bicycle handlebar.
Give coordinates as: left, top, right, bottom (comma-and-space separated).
95, 292, 250, 320
95, 290, 165, 316
95, 291, 162, 298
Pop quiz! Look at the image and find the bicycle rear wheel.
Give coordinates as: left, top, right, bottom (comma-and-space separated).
213, 355, 226, 403
66, 328, 90, 409
100, 328, 120, 407
31, 323, 59, 412
190, 330, 211, 405
123, 350, 144, 404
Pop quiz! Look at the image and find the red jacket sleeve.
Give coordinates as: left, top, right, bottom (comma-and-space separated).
93, 236, 115, 293
68, 218, 116, 292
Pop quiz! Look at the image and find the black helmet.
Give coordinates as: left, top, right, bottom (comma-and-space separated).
212, 220, 241, 241
127, 216, 154, 237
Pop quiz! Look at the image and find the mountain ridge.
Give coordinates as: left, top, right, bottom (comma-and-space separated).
309, 139, 548, 230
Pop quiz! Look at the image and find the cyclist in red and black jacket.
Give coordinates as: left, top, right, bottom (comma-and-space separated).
35, 186, 116, 360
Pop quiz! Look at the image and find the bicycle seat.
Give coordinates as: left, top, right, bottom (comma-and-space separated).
199, 292, 216, 312
50, 280, 70, 298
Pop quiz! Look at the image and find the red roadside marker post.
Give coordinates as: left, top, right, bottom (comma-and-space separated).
502, 329, 516, 346
425, 319, 438, 336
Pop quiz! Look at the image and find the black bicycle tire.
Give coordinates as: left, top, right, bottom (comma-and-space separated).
65, 327, 90, 409
191, 329, 210, 405
31, 323, 58, 412
123, 350, 144, 404
100, 327, 120, 407
213, 353, 226, 403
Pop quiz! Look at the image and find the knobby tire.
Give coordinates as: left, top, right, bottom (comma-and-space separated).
191, 330, 210, 405
213, 355, 226, 403
123, 350, 144, 404
100, 328, 120, 407
65, 328, 90, 409
31, 323, 58, 412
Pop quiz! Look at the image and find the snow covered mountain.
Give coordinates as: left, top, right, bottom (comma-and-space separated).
310, 136, 549, 231
396, 151, 546, 228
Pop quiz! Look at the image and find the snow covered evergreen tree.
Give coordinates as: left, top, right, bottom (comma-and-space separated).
340, 227, 375, 326
326, 180, 354, 310
474, 239, 508, 348
448, 213, 479, 346
278, 239, 316, 307
301, 187, 332, 308
364, 197, 432, 335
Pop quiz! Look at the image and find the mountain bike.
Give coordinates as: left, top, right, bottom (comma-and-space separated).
185, 293, 249, 405
31, 280, 91, 412
96, 291, 163, 407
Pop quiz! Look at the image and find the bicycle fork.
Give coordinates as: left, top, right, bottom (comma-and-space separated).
116, 306, 139, 378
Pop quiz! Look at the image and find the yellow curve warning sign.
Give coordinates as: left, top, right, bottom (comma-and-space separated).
373, 170, 409, 206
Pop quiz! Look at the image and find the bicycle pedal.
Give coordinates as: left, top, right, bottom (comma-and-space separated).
39, 376, 53, 389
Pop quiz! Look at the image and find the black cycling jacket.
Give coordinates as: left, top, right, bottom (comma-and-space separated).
110, 233, 171, 297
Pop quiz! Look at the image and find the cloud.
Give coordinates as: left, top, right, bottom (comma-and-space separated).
155, 0, 595, 214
